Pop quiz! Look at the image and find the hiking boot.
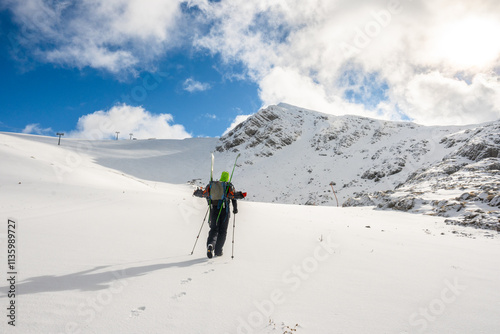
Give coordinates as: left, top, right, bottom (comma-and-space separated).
207, 244, 214, 259
215, 250, 223, 257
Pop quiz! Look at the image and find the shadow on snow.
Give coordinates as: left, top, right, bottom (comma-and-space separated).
0, 257, 208, 297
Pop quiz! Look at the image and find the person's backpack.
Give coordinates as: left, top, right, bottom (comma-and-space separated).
209, 181, 228, 202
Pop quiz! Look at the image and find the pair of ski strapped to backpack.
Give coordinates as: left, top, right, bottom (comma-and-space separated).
193, 153, 246, 224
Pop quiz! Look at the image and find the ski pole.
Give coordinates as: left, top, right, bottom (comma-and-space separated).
190, 206, 210, 255
231, 213, 236, 259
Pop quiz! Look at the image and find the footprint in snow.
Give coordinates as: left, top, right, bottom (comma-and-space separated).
130, 306, 146, 317
181, 278, 192, 284
203, 269, 215, 274
171, 292, 186, 299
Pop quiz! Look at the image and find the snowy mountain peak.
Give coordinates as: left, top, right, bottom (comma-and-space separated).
215, 103, 499, 230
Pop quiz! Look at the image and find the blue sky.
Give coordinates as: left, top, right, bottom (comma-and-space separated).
0, 8, 260, 138
1, 0, 499, 139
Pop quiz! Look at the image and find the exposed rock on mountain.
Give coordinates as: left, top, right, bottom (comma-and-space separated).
344, 122, 500, 231
216, 106, 303, 157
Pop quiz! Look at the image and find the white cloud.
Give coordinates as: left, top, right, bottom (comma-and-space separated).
183, 78, 212, 93
403, 72, 500, 125
192, 0, 500, 125
22, 123, 53, 136
204, 113, 217, 119
68, 104, 191, 139
260, 67, 339, 115
5, 0, 183, 74
6, 0, 500, 125
223, 114, 252, 136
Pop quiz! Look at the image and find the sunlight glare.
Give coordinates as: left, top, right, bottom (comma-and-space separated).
433, 17, 500, 69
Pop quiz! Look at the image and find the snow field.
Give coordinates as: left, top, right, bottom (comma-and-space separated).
0, 133, 499, 334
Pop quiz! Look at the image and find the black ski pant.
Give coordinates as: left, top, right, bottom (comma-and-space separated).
207, 205, 230, 255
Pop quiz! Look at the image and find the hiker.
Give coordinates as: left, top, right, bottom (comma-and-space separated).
193, 171, 245, 258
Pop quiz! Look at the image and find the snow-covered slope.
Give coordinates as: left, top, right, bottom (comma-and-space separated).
1, 131, 499, 334
345, 122, 500, 229
218, 103, 454, 204
217, 104, 499, 230
5, 103, 497, 231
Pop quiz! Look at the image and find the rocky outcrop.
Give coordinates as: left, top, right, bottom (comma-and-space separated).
216, 106, 302, 156
344, 122, 500, 231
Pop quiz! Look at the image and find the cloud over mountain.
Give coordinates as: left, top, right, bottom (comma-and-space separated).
5, 0, 500, 125
192, 0, 500, 125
